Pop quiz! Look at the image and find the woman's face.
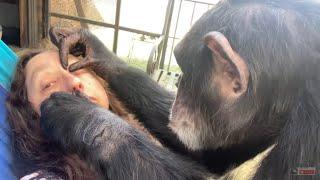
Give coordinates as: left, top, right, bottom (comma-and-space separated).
25, 50, 109, 114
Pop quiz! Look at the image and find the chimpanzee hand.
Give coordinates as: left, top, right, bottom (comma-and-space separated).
49, 27, 127, 74
40, 92, 207, 180
39, 92, 130, 154
49, 28, 182, 164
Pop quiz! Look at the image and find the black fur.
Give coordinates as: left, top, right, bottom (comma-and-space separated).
95, 0, 320, 179
171, 0, 320, 179
45, 0, 320, 178
40, 92, 207, 180
102, 66, 193, 155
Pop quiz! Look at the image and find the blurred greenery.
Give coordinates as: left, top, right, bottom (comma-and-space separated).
121, 57, 181, 73
121, 57, 180, 92
122, 57, 147, 71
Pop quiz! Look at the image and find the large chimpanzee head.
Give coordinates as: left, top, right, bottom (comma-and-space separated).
169, 0, 320, 151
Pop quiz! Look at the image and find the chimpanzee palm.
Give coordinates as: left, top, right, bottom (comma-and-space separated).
42, 0, 320, 179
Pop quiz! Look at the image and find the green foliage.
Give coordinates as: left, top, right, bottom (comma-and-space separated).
121, 57, 181, 92
121, 57, 181, 74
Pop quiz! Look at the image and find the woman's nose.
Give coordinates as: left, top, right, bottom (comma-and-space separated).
64, 73, 84, 92
72, 77, 84, 92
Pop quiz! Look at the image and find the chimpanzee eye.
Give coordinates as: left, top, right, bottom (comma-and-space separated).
175, 73, 183, 88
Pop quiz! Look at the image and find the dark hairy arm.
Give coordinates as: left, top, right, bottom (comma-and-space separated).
95, 61, 189, 153
40, 92, 207, 180
49, 27, 188, 153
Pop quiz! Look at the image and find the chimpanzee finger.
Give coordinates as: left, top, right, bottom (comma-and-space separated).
49, 27, 75, 47
68, 57, 93, 72
59, 33, 83, 69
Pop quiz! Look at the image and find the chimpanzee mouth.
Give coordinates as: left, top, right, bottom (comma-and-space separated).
169, 99, 205, 151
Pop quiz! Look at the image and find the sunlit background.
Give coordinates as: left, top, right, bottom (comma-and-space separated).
49, 0, 220, 91
0, 0, 220, 91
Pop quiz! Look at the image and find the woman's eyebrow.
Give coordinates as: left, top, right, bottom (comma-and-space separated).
30, 68, 56, 84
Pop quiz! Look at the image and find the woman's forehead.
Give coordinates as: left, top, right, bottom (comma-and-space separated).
24, 50, 63, 87
25, 50, 60, 71
25, 51, 79, 75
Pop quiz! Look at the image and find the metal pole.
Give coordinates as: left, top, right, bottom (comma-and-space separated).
74, 0, 88, 28
159, 0, 174, 69
190, 2, 196, 26
184, 0, 214, 6
167, 0, 182, 71
113, 0, 121, 54
50, 12, 162, 37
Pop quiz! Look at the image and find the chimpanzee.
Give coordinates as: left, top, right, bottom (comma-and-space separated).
42, 0, 320, 179
45, 28, 209, 180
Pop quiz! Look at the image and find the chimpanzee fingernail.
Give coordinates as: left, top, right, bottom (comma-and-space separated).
69, 65, 77, 72
62, 61, 68, 69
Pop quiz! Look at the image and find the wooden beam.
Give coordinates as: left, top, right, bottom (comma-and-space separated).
19, 0, 28, 47
73, 0, 88, 28
43, 0, 50, 37
27, 0, 39, 47
19, 0, 46, 48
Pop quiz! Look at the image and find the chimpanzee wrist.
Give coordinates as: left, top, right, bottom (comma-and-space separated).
90, 59, 128, 81
64, 107, 135, 155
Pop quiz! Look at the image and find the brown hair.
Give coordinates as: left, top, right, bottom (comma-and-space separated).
6, 50, 139, 179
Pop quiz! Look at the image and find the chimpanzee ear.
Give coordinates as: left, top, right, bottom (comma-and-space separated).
49, 27, 74, 47
204, 31, 249, 100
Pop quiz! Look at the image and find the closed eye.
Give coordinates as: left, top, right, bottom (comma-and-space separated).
42, 81, 56, 91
